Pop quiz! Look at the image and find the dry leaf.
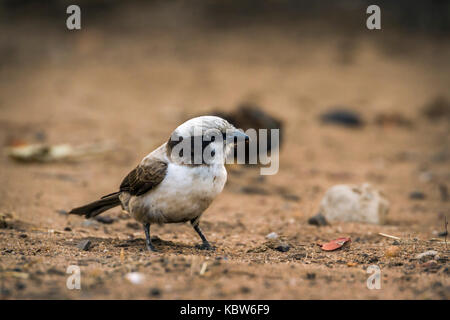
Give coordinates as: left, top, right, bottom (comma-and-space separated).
321, 237, 351, 251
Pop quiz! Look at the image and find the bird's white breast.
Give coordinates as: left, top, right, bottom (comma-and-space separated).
129, 163, 227, 224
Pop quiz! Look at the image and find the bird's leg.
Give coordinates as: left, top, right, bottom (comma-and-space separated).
191, 219, 214, 251
143, 223, 157, 252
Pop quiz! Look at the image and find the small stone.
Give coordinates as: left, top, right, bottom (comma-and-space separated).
1, 288, 11, 297
125, 272, 145, 285
81, 220, 99, 228
308, 213, 328, 226
431, 281, 443, 289
77, 239, 91, 251
385, 246, 401, 257
126, 222, 140, 230
422, 96, 450, 120
275, 243, 290, 252
240, 186, 269, 195
95, 215, 115, 224
55, 209, 68, 215
265, 232, 278, 240
320, 109, 363, 127
409, 191, 426, 200
318, 183, 389, 224
240, 286, 251, 294
15, 282, 26, 291
415, 250, 438, 260
306, 273, 316, 280
149, 287, 162, 297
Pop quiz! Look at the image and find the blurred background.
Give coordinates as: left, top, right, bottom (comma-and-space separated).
0, 1, 449, 299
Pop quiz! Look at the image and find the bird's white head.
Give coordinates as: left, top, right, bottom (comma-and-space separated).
167, 116, 249, 165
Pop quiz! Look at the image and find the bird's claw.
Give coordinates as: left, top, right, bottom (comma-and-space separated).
146, 244, 159, 252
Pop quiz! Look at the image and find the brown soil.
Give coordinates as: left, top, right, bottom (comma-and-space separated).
0, 3, 449, 299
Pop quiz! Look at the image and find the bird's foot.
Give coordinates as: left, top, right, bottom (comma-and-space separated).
195, 242, 215, 251
146, 243, 159, 252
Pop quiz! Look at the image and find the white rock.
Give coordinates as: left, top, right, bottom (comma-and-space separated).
415, 250, 438, 260
125, 272, 145, 285
319, 183, 389, 224
266, 232, 278, 240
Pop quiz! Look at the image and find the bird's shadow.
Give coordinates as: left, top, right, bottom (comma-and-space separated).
114, 236, 203, 252
71, 235, 210, 253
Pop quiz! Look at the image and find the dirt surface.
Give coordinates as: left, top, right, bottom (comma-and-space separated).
1, 3, 449, 299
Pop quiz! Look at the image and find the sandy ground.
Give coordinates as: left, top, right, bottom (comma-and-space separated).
0, 4, 449, 299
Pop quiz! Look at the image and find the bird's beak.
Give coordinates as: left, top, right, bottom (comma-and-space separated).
227, 129, 250, 144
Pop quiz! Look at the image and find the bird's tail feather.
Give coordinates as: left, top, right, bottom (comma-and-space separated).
69, 192, 121, 218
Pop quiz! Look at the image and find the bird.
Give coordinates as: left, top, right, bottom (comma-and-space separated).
69, 116, 249, 252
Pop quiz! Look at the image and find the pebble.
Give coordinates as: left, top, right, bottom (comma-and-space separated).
275, 243, 290, 252
95, 215, 115, 224
306, 273, 316, 280
320, 109, 363, 127
409, 191, 426, 200
318, 183, 389, 224
77, 239, 92, 251
240, 286, 251, 294
126, 222, 140, 230
266, 232, 278, 240
308, 213, 328, 226
415, 250, 438, 260
15, 282, 26, 291
81, 220, 99, 228
240, 186, 269, 195
125, 272, 145, 285
149, 287, 162, 297
422, 96, 450, 120
1, 288, 11, 297
385, 246, 401, 257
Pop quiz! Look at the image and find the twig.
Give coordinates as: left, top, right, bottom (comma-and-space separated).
444, 216, 448, 249
199, 262, 208, 276
378, 233, 401, 240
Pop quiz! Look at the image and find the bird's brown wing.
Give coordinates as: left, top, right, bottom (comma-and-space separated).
119, 159, 168, 196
